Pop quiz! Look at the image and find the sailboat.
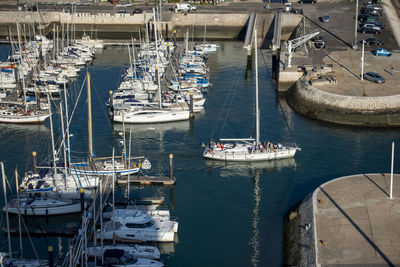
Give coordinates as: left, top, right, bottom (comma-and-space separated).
72, 72, 143, 176
202, 30, 300, 162
0, 23, 50, 124
194, 23, 219, 53
112, 8, 189, 124
0, 163, 49, 267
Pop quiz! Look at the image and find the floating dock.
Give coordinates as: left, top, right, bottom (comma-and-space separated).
117, 175, 176, 186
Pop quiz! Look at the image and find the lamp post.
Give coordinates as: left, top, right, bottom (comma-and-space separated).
361, 39, 364, 80
353, 0, 359, 49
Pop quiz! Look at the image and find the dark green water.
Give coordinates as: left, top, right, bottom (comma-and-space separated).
0, 42, 399, 266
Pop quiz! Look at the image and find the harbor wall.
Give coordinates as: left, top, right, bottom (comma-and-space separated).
0, 11, 301, 41
283, 193, 316, 266
286, 77, 400, 127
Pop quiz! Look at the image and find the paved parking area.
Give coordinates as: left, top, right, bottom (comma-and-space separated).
287, 0, 400, 97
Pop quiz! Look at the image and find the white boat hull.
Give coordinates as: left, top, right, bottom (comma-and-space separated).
71, 167, 140, 176
5, 201, 82, 216
0, 113, 50, 124
113, 109, 189, 124
203, 146, 297, 162
98, 229, 175, 242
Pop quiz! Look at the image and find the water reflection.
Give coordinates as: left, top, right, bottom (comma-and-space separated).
250, 170, 260, 267
112, 120, 191, 137
0, 123, 49, 134
204, 158, 297, 178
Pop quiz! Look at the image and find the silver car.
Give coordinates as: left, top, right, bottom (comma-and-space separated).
363, 72, 385, 83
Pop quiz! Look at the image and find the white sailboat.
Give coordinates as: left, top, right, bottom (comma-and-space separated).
72, 72, 142, 176
5, 196, 84, 216
202, 30, 300, 162
112, 8, 189, 124
0, 163, 49, 267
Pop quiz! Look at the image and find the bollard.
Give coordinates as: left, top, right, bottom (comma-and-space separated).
32, 151, 37, 173
109, 91, 113, 117
169, 154, 174, 179
48, 246, 53, 267
80, 188, 85, 212
189, 92, 195, 119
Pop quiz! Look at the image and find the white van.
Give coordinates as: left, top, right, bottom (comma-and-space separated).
173, 3, 197, 12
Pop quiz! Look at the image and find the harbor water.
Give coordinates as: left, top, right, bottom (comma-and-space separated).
0, 41, 399, 266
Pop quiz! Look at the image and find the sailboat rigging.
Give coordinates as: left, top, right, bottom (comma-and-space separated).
202, 30, 300, 162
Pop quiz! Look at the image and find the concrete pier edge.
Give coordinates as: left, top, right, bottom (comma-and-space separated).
285, 77, 400, 127
284, 173, 392, 266
309, 174, 367, 266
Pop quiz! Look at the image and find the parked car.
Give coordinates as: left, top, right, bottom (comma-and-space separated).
132, 7, 142, 14
292, 8, 303, 14
362, 4, 382, 12
375, 48, 392, 56
361, 7, 382, 16
363, 37, 384, 45
361, 22, 383, 30
320, 14, 330, 23
359, 24, 381, 34
358, 14, 379, 22
364, 20, 384, 29
363, 72, 385, 83
173, 3, 196, 12
298, 0, 316, 4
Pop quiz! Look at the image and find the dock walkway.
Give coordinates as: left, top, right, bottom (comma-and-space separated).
117, 175, 176, 185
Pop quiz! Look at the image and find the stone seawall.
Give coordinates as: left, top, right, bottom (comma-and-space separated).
283, 192, 316, 266
286, 77, 400, 127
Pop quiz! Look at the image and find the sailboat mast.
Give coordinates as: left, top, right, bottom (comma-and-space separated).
47, 95, 57, 183
87, 72, 93, 158
60, 102, 68, 189
153, 8, 162, 108
64, 82, 71, 172
1, 163, 12, 262
255, 30, 260, 147
16, 22, 27, 113
15, 169, 23, 259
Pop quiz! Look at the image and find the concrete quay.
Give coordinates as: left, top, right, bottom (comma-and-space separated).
284, 173, 400, 266
278, 0, 400, 126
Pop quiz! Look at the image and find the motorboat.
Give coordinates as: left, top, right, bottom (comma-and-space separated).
103, 208, 178, 232
97, 210, 175, 242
